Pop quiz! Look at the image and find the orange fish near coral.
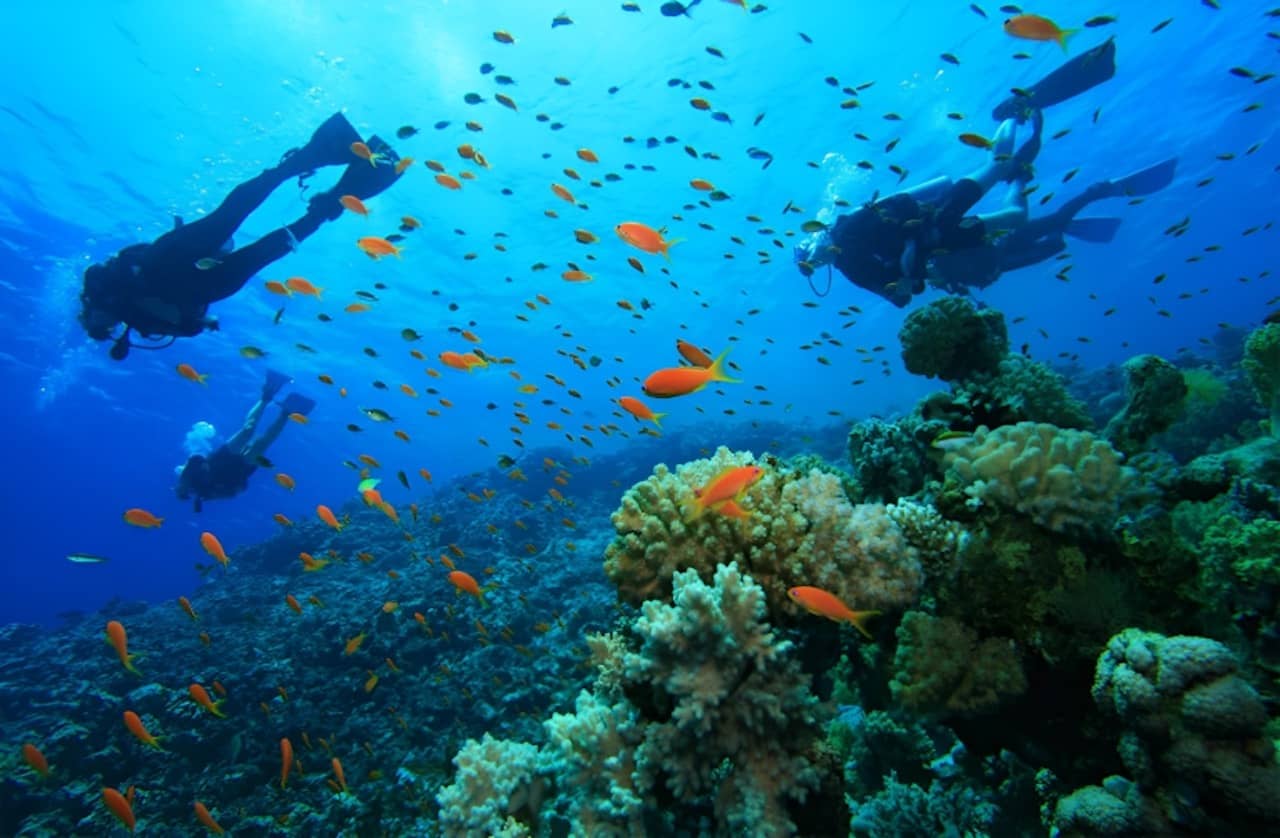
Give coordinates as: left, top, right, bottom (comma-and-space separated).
188, 682, 226, 717
688, 464, 765, 521
285, 594, 303, 615
123, 508, 163, 528
280, 737, 294, 789
200, 532, 229, 568
615, 221, 682, 260
317, 505, 343, 531
123, 710, 163, 750
178, 596, 199, 621
618, 396, 666, 428
1003, 13, 1076, 51
106, 620, 141, 676
643, 348, 739, 398
448, 570, 488, 606
787, 586, 880, 639
102, 786, 136, 833
21, 743, 49, 778
194, 801, 224, 834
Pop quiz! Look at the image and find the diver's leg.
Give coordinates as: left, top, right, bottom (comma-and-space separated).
977, 181, 1030, 232
245, 409, 290, 461
198, 209, 332, 303
900, 176, 953, 203
1000, 234, 1068, 272
225, 397, 270, 454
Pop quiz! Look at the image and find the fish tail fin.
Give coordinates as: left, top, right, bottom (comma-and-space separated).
316, 287, 324, 300
211, 700, 227, 718
708, 348, 740, 384
198, 375, 209, 386
848, 610, 881, 640
682, 497, 705, 523
1058, 28, 1078, 52
652, 412, 667, 429
125, 656, 143, 676
662, 238, 684, 261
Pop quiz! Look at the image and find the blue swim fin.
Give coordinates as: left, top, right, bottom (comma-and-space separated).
263, 370, 291, 400
1066, 217, 1122, 243
1110, 158, 1177, 197
279, 393, 316, 416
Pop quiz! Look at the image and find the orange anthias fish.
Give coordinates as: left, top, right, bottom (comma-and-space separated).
200, 532, 230, 568
357, 236, 404, 260
176, 363, 209, 385
194, 801, 225, 834
280, 737, 294, 789
264, 280, 292, 296
344, 632, 367, 655
351, 140, 387, 166
285, 276, 323, 298
123, 508, 163, 528
178, 596, 199, 621
21, 743, 49, 778
102, 786, 136, 833
618, 395, 666, 428
340, 195, 369, 216
188, 682, 226, 717
687, 464, 765, 520
675, 339, 714, 368
285, 594, 303, 615
1003, 13, 1076, 51
106, 620, 141, 676
787, 586, 880, 639
448, 570, 488, 607
275, 473, 296, 491
615, 221, 683, 260
317, 505, 344, 531
123, 710, 163, 750
332, 756, 348, 792
958, 133, 993, 150
642, 348, 739, 398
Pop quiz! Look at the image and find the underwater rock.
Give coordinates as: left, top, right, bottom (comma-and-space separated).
1103, 354, 1188, 456
899, 297, 1008, 382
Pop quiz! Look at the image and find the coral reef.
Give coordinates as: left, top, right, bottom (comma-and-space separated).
942, 422, 1137, 535
944, 355, 1094, 431
889, 611, 1027, 716
436, 734, 544, 838
1243, 322, 1280, 436
1103, 354, 1187, 456
898, 297, 1008, 382
1052, 628, 1280, 834
845, 415, 943, 502
604, 447, 924, 619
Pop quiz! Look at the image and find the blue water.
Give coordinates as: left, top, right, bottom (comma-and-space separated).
0, 0, 1274, 627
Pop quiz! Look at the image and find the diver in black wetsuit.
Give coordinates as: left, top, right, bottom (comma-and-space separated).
794, 37, 1167, 308
79, 112, 404, 360
175, 370, 314, 512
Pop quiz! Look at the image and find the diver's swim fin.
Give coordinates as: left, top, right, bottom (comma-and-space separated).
307, 135, 404, 218
263, 370, 291, 400
279, 393, 316, 417
278, 112, 363, 177
1107, 158, 1177, 197
1066, 217, 1122, 243
993, 36, 1116, 121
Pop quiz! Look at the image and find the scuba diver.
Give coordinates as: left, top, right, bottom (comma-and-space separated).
175, 370, 314, 512
794, 37, 1175, 308
79, 112, 403, 360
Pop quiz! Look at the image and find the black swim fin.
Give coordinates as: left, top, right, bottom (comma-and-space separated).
993, 36, 1116, 121
308, 135, 404, 219
1066, 217, 1122, 243
263, 370, 291, 400
279, 393, 316, 416
278, 112, 363, 177
1108, 158, 1177, 197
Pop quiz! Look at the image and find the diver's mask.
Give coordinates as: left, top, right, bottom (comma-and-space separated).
793, 229, 834, 277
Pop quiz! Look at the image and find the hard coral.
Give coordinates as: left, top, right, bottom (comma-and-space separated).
1103, 354, 1188, 456
889, 611, 1027, 716
1243, 322, 1280, 436
899, 296, 1008, 382
944, 422, 1136, 535
435, 733, 543, 838
604, 447, 923, 619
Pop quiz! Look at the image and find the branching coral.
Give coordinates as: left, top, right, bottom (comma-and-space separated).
889, 611, 1027, 716
943, 422, 1136, 535
604, 447, 923, 619
898, 296, 1008, 381
436, 733, 544, 838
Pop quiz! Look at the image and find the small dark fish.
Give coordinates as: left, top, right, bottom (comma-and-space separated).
398, 470, 410, 489
706, 46, 725, 58
464, 92, 485, 105
495, 74, 516, 85
479, 63, 495, 74
433, 120, 451, 130
698, 80, 715, 90
364, 347, 379, 358
608, 86, 620, 94
824, 76, 839, 87
753, 112, 765, 126
1092, 108, 1101, 123
621, 2, 641, 11
711, 111, 733, 123
317, 313, 332, 322
347, 424, 363, 433
885, 137, 900, 152
941, 52, 959, 65
67, 553, 110, 564
1010, 87, 1031, 98
660, 0, 697, 17
1151, 18, 1172, 32
386, 233, 405, 243
552, 13, 574, 27
1230, 67, 1255, 79
798, 32, 812, 43
372, 381, 388, 390
255, 456, 273, 468
1084, 15, 1116, 27
998, 4, 1020, 11
355, 291, 378, 301
969, 3, 987, 18
273, 308, 284, 325
396, 125, 418, 139
497, 454, 516, 468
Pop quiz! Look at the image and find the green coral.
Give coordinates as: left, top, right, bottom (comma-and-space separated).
1203, 515, 1280, 587
898, 296, 1008, 382
889, 611, 1027, 716
604, 447, 924, 618
1243, 323, 1280, 437
952, 355, 1093, 430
